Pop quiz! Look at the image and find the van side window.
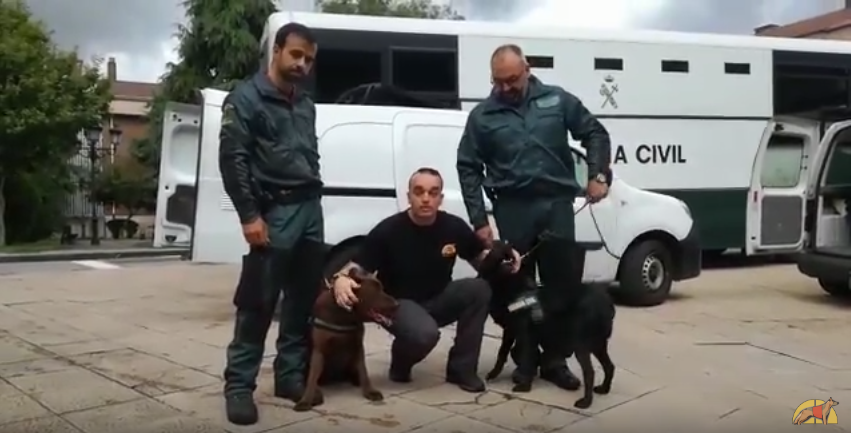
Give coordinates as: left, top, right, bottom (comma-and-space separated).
760, 134, 805, 188
571, 149, 589, 194
259, 37, 269, 71
825, 140, 851, 186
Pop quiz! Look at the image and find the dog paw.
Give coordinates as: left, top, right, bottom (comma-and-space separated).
593, 384, 611, 395
512, 382, 532, 393
363, 389, 384, 402
310, 391, 324, 406
293, 401, 313, 412
574, 397, 592, 409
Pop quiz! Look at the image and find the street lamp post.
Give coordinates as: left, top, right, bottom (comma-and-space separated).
109, 128, 123, 219
84, 126, 102, 246
83, 126, 123, 246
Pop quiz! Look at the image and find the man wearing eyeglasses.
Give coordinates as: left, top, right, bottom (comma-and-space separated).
456, 44, 612, 391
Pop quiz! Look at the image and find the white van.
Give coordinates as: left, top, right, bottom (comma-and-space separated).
796, 120, 851, 298
257, 11, 851, 258
154, 88, 700, 306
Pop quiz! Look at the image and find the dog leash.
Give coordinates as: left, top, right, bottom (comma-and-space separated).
514, 200, 620, 262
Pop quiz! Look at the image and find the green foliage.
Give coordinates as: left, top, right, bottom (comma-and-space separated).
1, 164, 75, 245
318, 0, 464, 19
92, 164, 157, 217
135, 0, 277, 173
0, 0, 113, 245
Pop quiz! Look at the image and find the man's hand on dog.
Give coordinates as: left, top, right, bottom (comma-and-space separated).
475, 225, 495, 248
506, 248, 522, 273
332, 275, 359, 309
481, 247, 522, 273
241, 217, 269, 246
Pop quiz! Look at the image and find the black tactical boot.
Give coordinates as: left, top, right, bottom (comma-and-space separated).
225, 394, 258, 425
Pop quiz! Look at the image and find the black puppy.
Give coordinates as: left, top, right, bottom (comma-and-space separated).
479, 241, 617, 409
477, 241, 538, 392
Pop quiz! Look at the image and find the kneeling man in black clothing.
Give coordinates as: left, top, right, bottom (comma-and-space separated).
329, 167, 521, 392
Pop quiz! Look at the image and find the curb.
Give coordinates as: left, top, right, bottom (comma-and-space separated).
0, 248, 189, 264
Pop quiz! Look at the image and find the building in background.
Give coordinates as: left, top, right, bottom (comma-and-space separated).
105, 57, 158, 163
755, 0, 851, 39
64, 58, 159, 240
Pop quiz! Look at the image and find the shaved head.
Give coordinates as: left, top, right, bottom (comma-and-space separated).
491, 44, 530, 104
407, 168, 443, 222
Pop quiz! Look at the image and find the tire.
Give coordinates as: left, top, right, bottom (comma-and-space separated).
616, 240, 673, 307
818, 278, 851, 298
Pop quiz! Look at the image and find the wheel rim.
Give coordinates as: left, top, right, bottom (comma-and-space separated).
641, 254, 666, 291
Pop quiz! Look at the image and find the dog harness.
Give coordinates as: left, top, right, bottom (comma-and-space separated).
812, 405, 824, 419
310, 317, 362, 333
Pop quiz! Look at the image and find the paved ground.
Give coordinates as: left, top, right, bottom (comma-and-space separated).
0, 257, 186, 276
0, 262, 849, 432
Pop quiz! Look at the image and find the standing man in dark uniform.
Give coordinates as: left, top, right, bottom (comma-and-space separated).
218, 23, 323, 426
456, 44, 612, 390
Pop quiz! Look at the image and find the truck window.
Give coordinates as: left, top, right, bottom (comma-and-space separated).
391, 49, 456, 92
760, 134, 805, 188
315, 49, 382, 103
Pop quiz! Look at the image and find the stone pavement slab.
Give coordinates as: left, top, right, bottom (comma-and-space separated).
0, 263, 848, 432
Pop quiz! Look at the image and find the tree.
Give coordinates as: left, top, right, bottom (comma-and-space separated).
134, 0, 277, 175
318, 0, 463, 19
92, 163, 156, 238
0, 0, 112, 245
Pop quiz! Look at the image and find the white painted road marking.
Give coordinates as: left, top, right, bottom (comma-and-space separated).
71, 260, 122, 270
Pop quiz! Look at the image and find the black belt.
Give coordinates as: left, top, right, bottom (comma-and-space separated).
492, 183, 575, 201
257, 184, 322, 208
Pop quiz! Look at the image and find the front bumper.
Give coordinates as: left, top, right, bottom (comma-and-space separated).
674, 223, 701, 280
797, 251, 851, 281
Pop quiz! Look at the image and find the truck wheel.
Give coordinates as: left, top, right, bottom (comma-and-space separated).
818, 278, 851, 298
616, 240, 673, 307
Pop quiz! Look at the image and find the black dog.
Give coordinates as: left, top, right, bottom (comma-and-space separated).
477, 241, 541, 393
479, 241, 617, 409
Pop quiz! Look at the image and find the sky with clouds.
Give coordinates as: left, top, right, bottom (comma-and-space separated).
24, 0, 848, 83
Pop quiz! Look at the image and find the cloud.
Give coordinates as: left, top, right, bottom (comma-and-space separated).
25, 0, 183, 82
23, 0, 849, 83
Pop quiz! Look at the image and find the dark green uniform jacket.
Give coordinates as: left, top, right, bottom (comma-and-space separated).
219, 72, 321, 224
456, 76, 611, 229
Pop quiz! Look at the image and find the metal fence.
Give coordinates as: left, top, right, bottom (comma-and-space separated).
62, 132, 105, 238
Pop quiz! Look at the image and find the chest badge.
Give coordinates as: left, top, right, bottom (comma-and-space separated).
441, 244, 457, 258
535, 95, 560, 109
600, 75, 619, 109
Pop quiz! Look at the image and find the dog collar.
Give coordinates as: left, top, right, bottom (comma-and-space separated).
311, 317, 362, 333
507, 294, 538, 312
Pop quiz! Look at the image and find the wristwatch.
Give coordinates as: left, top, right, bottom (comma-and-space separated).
591, 173, 607, 184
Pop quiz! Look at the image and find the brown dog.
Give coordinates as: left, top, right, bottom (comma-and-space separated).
294, 268, 399, 412
794, 398, 838, 424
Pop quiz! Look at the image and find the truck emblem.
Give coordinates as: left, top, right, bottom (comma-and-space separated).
600, 75, 618, 109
